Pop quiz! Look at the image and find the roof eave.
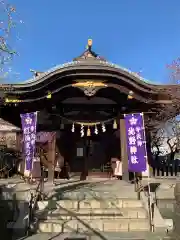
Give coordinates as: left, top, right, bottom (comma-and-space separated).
0, 61, 165, 88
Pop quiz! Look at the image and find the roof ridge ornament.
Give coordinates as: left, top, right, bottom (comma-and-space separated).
86, 39, 93, 50
30, 69, 43, 77
73, 39, 106, 62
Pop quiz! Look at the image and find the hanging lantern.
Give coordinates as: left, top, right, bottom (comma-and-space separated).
113, 119, 117, 129
71, 123, 75, 132
94, 125, 98, 135
102, 123, 106, 132
80, 124, 84, 137
46, 92, 52, 99
87, 127, 91, 136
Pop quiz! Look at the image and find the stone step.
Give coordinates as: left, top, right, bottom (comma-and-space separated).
56, 189, 138, 200
37, 199, 144, 210
37, 219, 150, 233
36, 208, 147, 220
20, 232, 168, 240
17, 232, 169, 240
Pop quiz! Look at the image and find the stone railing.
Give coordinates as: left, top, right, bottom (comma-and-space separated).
174, 183, 180, 238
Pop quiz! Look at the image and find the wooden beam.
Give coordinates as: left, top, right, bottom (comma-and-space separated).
120, 119, 129, 180
155, 100, 173, 104
47, 133, 56, 184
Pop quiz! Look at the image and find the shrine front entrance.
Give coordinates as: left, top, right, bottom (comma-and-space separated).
34, 118, 149, 182
57, 125, 120, 179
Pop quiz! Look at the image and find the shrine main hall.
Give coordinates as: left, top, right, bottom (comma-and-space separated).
0, 40, 179, 180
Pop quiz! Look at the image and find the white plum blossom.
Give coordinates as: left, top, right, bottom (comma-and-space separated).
25, 117, 32, 125
129, 117, 138, 125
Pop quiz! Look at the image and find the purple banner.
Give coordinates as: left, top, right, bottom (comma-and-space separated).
20, 112, 37, 171
124, 113, 147, 172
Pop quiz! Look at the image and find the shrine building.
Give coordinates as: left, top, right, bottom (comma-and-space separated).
0, 39, 180, 181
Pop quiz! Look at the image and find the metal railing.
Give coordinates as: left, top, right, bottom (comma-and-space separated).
135, 177, 155, 232
151, 156, 180, 178
152, 164, 180, 177
0, 150, 22, 178
0, 166, 14, 178
26, 174, 44, 236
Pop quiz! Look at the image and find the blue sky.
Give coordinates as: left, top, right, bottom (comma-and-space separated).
7, 0, 180, 83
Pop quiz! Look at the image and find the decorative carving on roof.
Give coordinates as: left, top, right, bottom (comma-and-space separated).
30, 69, 44, 77
73, 39, 106, 62
72, 80, 107, 97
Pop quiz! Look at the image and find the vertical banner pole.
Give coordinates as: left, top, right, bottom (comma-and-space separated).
141, 113, 154, 232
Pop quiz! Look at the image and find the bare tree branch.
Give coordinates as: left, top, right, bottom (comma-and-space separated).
0, 1, 19, 80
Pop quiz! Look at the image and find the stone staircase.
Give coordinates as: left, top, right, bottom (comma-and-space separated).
0, 178, 170, 239
36, 198, 150, 233
0, 178, 173, 239
33, 180, 153, 234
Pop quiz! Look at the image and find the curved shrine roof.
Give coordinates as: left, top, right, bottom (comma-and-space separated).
17, 40, 161, 87
3, 40, 179, 101
21, 60, 158, 85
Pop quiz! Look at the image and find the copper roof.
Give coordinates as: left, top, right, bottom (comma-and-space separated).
0, 118, 20, 131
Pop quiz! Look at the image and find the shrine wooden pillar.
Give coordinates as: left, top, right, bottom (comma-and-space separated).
120, 118, 129, 180
16, 132, 21, 151
47, 133, 56, 184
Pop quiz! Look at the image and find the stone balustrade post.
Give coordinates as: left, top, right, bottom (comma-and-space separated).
174, 183, 180, 237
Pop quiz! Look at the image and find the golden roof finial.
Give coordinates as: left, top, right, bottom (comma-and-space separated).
88, 39, 92, 47
86, 39, 92, 49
